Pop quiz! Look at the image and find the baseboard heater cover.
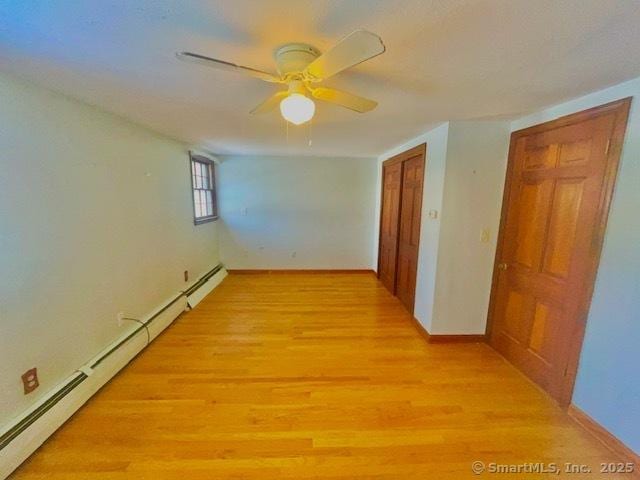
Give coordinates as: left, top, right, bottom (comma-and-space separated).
187, 266, 227, 308
0, 263, 225, 479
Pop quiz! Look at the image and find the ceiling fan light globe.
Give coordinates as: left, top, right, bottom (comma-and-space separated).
280, 94, 315, 125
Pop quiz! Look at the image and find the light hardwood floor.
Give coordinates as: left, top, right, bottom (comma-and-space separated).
11, 273, 634, 479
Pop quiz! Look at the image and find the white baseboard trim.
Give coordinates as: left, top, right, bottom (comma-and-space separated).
0, 264, 226, 479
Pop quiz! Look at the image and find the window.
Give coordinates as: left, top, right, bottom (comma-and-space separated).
189, 153, 218, 224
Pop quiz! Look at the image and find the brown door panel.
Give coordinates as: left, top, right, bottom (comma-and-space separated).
488, 99, 631, 405
378, 162, 402, 294
396, 155, 424, 313
377, 145, 426, 314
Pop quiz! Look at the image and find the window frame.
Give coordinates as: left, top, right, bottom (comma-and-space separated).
189, 152, 218, 225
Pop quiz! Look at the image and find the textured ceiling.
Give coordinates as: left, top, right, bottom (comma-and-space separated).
2, 0, 640, 157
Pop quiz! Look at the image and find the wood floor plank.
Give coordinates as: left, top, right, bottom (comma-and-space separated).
10, 273, 636, 479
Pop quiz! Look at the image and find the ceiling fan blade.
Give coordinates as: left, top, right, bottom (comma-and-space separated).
250, 91, 288, 114
176, 52, 282, 83
304, 30, 385, 81
311, 87, 378, 113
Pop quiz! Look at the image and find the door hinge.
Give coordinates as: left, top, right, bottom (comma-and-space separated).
604, 138, 611, 155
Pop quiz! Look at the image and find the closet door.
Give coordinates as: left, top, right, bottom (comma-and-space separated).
377, 144, 425, 313
378, 162, 402, 293
396, 152, 425, 314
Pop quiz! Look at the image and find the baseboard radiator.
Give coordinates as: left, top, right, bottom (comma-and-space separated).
0, 264, 227, 479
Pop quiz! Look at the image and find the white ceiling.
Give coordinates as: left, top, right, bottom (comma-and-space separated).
2, 0, 640, 157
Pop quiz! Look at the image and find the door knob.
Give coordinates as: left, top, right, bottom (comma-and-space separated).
498, 263, 508, 271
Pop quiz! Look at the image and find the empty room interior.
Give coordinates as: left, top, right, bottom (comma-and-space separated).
2, 1, 640, 478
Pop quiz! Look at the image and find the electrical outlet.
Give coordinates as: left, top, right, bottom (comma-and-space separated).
480, 228, 490, 243
22, 368, 39, 394
291, 251, 297, 258
184, 270, 189, 282
117, 311, 125, 326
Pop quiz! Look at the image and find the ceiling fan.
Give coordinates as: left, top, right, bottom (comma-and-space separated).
177, 30, 385, 125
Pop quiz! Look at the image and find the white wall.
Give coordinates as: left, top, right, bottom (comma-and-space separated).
432, 121, 510, 334
512, 77, 640, 454
374, 124, 450, 333
217, 155, 376, 270
374, 121, 510, 335
0, 72, 219, 429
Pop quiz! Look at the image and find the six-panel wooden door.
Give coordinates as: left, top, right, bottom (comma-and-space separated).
488, 99, 631, 404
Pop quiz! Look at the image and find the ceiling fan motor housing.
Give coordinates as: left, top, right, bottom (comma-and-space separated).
274, 43, 320, 77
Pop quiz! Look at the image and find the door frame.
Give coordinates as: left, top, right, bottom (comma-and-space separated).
485, 98, 632, 406
377, 143, 426, 296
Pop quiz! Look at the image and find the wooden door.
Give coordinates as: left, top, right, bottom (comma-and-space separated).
396, 154, 425, 313
378, 144, 425, 312
488, 99, 631, 405
378, 162, 402, 293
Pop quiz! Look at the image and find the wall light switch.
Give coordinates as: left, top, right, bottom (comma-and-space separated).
428, 210, 438, 219
240, 207, 248, 216
480, 228, 490, 243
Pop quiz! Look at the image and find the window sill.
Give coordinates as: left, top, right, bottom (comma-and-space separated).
194, 216, 219, 225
